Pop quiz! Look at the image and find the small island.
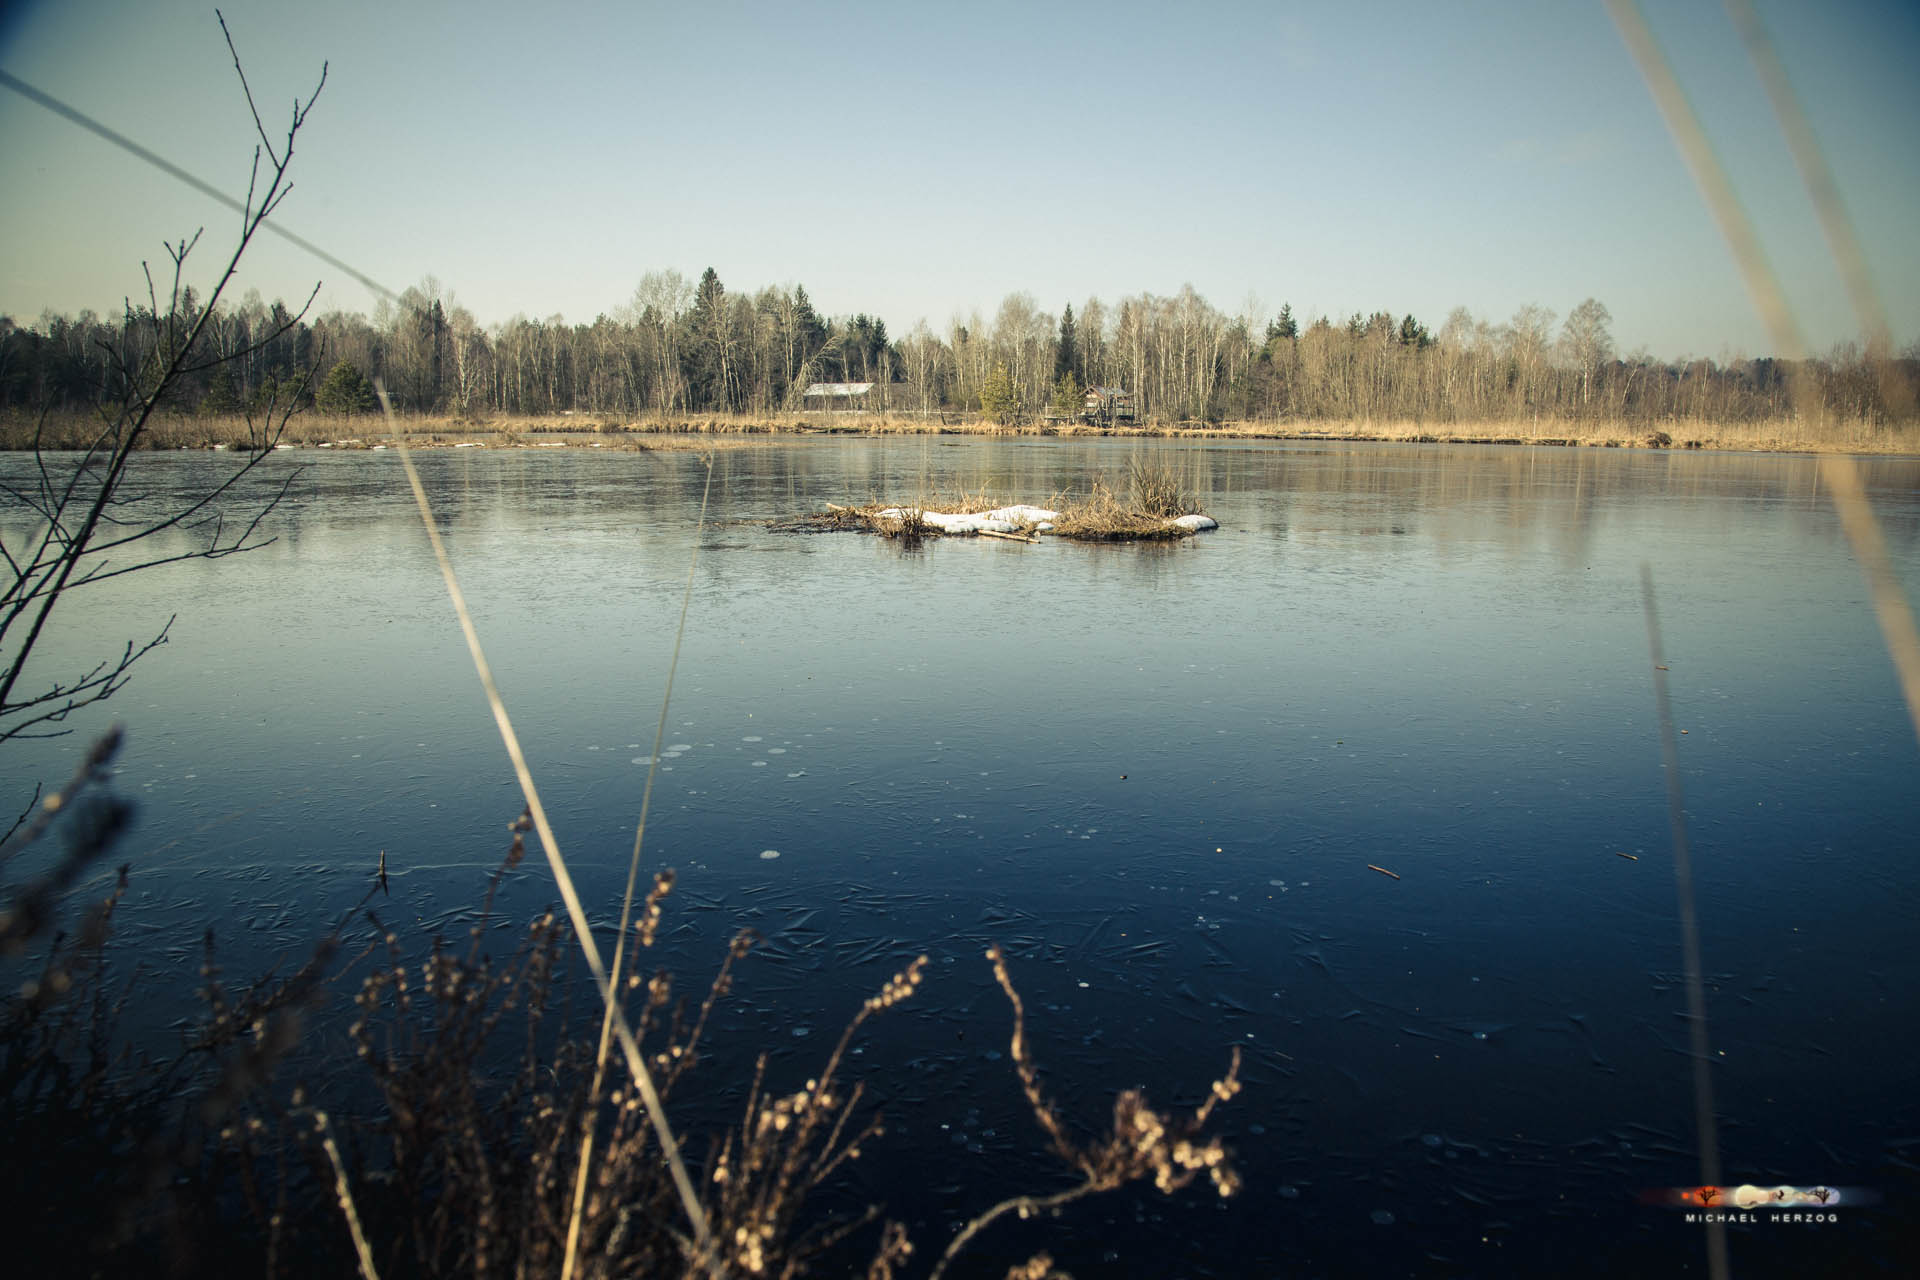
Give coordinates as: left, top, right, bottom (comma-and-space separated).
778, 463, 1219, 542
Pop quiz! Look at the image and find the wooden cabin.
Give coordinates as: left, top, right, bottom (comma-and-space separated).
1082, 386, 1137, 425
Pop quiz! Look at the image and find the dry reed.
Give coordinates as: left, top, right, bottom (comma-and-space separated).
12, 408, 1911, 455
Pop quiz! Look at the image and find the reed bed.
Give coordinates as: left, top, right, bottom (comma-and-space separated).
10, 410, 1912, 455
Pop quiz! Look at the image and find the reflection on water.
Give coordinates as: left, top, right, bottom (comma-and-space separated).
5, 440, 1918, 1275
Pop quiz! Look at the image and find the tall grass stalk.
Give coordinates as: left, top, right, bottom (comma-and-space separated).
1819, 454, 1920, 747
1639, 566, 1727, 1280
379, 386, 713, 1254
311, 1106, 381, 1280
564, 453, 715, 1280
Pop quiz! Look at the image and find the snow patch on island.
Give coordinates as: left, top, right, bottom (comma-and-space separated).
868, 503, 1212, 537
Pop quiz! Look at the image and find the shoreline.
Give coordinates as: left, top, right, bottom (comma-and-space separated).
5, 411, 1917, 457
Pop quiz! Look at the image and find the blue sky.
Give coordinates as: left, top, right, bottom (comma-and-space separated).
2, 0, 1916, 360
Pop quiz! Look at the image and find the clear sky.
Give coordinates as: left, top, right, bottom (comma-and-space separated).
2, 0, 1916, 360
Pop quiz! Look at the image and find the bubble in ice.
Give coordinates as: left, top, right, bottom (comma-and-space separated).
767, 747, 785, 754
667, 743, 693, 753
786, 770, 806, 778
1422, 1134, 1443, 1148
632, 756, 657, 765
759, 849, 781, 860
743, 735, 762, 742
752, 760, 767, 767
1370, 1209, 1395, 1226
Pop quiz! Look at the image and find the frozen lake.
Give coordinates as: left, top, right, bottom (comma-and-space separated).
8, 437, 1918, 1275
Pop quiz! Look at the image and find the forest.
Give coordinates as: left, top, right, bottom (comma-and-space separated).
2, 267, 1914, 429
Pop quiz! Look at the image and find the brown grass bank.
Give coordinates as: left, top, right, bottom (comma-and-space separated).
8, 410, 1914, 455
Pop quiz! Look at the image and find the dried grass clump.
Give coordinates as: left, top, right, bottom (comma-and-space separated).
1048, 481, 1195, 542
871, 506, 932, 542
1125, 457, 1192, 518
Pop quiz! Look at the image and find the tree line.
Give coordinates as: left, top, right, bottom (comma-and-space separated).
3, 270, 1914, 426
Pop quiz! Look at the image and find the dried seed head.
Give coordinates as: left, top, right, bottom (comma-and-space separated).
864, 954, 928, 1011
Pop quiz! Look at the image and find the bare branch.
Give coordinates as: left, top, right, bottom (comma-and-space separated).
0, 18, 326, 744
218, 9, 275, 167
0, 624, 169, 745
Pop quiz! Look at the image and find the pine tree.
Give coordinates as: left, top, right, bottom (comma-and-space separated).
1050, 371, 1082, 417
687, 268, 730, 409
315, 359, 376, 416
1055, 303, 1078, 382
792, 285, 828, 365
197, 366, 239, 416
980, 363, 1018, 424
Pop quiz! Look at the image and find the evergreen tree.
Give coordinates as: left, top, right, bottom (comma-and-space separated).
980, 362, 1018, 423
315, 359, 376, 416
1050, 371, 1082, 417
418, 298, 447, 409
197, 366, 239, 416
686, 267, 729, 408
1055, 303, 1078, 382
1269, 303, 1298, 341
792, 285, 828, 367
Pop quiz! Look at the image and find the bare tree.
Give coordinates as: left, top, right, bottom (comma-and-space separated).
1561, 298, 1615, 413
0, 17, 326, 751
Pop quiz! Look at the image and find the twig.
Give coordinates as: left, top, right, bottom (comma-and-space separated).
312, 1109, 381, 1280
930, 1186, 1098, 1280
